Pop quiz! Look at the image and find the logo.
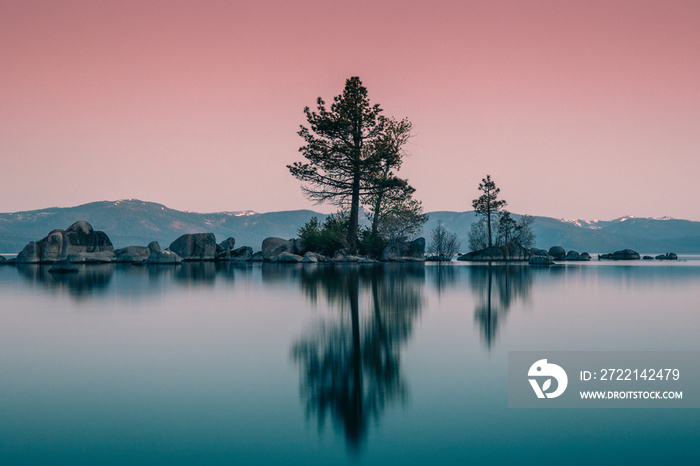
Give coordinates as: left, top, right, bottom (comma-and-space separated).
528, 359, 568, 399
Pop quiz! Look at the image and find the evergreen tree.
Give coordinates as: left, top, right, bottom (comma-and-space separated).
289, 77, 405, 253
471, 175, 506, 248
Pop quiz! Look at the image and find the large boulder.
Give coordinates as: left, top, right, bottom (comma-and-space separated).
115, 246, 151, 263
277, 252, 303, 263
611, 249, 640, 260
146, 241, 183, 264
169, 233, 217, 261
215, 237, 236, 260
548, 246, 566, 260
16, 221, 114, 263
68, 251, 116, 263
262, 237, 293, 261
380, 238, 426, 262
564, 250, 581, 261
231, 246, 254, 261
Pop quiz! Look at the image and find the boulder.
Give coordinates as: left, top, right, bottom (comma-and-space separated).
548, 246, 566, 260
0, 255, 6, 264
250, 251, 264, 261
231, 246, 253, 261
564, 251, 581, 261
302, 252, 318, 263
115, 246, 151, 263
580, 252, 591, 261
380, 238, 426, 262
291, 238, 306, 255
169, 233, 217, 261
530, 248, 550, 257
146, 241, 182, 264
611, 249, 640, 260
529, 255, 553, 265
215, 237, 236, 260
655, 253, 678, 260
598, 253, 613, 260
262, 237, 293, 261
67, 251, 116, 263
48, 260, 79, 274
16, 221, 114, 263
643, 255, 654, 260
277, 252, 303, 263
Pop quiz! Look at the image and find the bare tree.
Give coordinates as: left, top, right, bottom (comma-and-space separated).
428, 221, 461, 261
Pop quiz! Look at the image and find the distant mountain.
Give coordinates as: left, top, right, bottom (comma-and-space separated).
0, 199, 329, 254
1, 199, 700, 254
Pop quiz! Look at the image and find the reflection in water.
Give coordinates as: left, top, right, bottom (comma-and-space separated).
292, 264, 424, 452
15, 263, 115, 300
470, 265, 533, 349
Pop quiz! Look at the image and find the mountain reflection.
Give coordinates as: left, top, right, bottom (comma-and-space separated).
292, 264, 424, 452
470, 265, 533, 349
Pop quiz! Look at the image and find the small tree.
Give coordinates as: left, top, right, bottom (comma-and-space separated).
429, 221, 461, 261
513, 214, 536, 248
489, 211, 537, 249
297, 214, 349, 256
472, 175, 506, 248
468, 219, 489, 252
496, 211, 517, 246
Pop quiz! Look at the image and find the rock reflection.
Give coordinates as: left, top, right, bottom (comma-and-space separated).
470, 265, 533, 349
292, 264, 424, 452
15, 263, 114, 300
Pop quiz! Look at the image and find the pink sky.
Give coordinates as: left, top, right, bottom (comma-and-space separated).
2, 0, 699, 220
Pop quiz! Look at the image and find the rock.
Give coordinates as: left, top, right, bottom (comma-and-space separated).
262, 237, 293, 261
115, 246, 151, 263
0, 255, 6, 264
548, 246, 566, 260
580, 252, 591, 261
643, 255, 654, 260
458, 242, 531, 262
530, 248, 549, 257
146, 241, 183, 264
250, 251, 264, 261
277, 252, 303, 263
169, 233, 217, 261
67, 251, 116, 263
291, 238, 306, 255
302, 252, 318, 263
529, 255, 553, 265
380, 238, 426, 262
231, 246, 253, 261
48, 260, 79, 274
564, 251, 581, 261
598, 253, 613, 260
215, 237, 236, 260
16, 221, 114, 263
611, 249, 640, 260
655, 253, 678, 260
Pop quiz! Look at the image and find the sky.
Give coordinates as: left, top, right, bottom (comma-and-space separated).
2, 0, 699, 220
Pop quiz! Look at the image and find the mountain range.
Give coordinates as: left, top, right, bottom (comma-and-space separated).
2, 199, 700, 254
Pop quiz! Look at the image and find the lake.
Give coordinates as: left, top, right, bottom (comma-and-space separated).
0, 260, 698, 465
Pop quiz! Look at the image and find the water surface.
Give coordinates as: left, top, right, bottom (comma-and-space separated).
0, 261, 698, 465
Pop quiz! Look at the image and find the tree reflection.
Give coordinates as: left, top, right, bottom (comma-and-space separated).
470, 265, 533, 349
292, 264, 424, 452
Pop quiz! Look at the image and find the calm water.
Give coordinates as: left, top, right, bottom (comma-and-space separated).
0, 261, 698, 465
